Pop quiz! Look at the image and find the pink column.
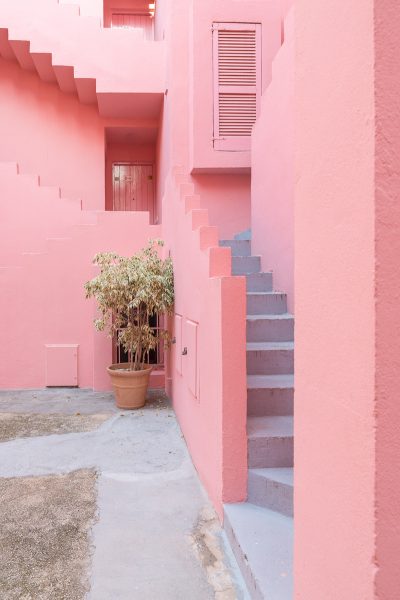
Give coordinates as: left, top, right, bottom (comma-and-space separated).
374, 1, 400, 595
295, 1, 400, 597
296, 1, 372, 598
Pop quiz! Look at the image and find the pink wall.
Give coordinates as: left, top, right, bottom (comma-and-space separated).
0, 0, 166, 118
154, 0, 167, 41
0, 57, 105, 210
155, 103, 169, 223
152, 0, 281, 515
295, 1, 376, 598
163, 170, 247, 516
0, 163, 160, 390
190, 0, 285, 173
193, 174, 251, 240
0, 1, 164, 390
374, 0, 400, 594
60, 0, 103, 21
153, 0, 250, 508
154, 0, 188, 224
251, 11, 294, 311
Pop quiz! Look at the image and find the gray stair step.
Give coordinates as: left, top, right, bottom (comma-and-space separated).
247, 292, 287, 315
248, 468, 294, 517
247, 374, 294, 417
232, 255, 261, 275
247, 416, 293, 468
234, 228, 252, 241
224, 502, 293, 600
247, 314, 294, 343
220, 239, 251, 257
246, 272, 273, 292
246, 342, 294, 376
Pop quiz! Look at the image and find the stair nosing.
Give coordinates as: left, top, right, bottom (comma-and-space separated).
246, 341, 294, 351
247, 415, 294, 439
247, 374, 294, 389
247, 291, 286, 296
246, 313, 293, 320
232, 255, 261, 259
248, 467, 294, 487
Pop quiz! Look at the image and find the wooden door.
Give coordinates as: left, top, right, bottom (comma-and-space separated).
112, 164, 155, 223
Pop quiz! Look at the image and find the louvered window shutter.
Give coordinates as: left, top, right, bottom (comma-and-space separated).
213, 23, 261, 151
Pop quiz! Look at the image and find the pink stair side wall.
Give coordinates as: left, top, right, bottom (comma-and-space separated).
163, 169, 248, 516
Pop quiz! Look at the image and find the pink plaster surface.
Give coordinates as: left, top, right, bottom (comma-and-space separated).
163, 169, 248, 514
193, 174, 251, 240
295, 1, 376, 598
0, 0, 305, 546
190, 0, 285, 173
59, 0, 103, 21
0, 162, 160, 390
0, 0, 165, 118
0, 57, 105, 210
374, 0, 400, 595
251, 11, 294, 311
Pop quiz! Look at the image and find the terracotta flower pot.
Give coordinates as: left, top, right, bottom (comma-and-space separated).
107, 363, 153, 409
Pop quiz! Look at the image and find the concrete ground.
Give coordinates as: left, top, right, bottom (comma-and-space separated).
0, 389, 248, 600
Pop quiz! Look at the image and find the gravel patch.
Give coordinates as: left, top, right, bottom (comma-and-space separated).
0, 469, 97, 600
0, 413, 111, 442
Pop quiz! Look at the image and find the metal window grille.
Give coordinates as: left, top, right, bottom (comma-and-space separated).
113, 314, 165, 367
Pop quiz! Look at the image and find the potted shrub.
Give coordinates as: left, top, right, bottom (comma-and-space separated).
84, 240, 174, 409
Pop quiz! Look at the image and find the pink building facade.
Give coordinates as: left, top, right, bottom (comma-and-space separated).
0, 0, 399, 598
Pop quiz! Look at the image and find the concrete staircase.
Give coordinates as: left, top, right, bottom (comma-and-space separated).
220, 233, 294, 599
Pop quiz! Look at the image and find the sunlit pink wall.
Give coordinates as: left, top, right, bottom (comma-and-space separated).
251, 11, 294, 311
295, 1, 376, 597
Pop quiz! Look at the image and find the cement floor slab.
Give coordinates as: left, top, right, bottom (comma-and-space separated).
0, 389, 248, 599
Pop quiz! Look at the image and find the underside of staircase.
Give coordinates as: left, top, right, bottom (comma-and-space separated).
0, 0, 164, 118
220, 233, 294, 600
